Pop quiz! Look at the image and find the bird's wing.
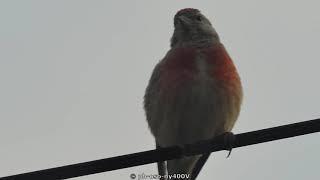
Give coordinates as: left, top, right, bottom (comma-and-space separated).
144, 60, 163, 136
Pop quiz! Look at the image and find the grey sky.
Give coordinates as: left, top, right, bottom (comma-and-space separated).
0, 1, 319, 179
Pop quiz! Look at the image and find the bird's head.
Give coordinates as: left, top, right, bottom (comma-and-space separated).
171, 8, 220, 47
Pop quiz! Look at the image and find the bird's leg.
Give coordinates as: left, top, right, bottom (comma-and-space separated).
156, 143, 167, 180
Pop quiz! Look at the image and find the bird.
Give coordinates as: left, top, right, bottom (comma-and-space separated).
144, 8, 243, 179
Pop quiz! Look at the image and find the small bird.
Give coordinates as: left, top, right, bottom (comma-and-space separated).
144, 8, 243, 179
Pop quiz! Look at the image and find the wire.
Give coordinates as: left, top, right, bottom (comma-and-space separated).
1, 118, 319, 180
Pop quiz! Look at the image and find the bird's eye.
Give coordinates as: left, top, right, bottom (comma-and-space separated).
195, 15, 202, 21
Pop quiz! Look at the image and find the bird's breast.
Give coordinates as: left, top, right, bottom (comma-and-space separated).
159, 44, 241, 95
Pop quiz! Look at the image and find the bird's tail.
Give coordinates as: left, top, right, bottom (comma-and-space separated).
190, 153, 211, 179
156, 143, 167, 180
166, 155, 199, 180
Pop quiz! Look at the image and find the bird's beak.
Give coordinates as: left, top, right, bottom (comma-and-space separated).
177, 15, 191, 26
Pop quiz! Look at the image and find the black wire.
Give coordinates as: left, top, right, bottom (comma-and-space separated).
1, 118, 319, 180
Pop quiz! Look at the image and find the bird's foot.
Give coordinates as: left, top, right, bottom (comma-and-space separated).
220, 132, 236, 158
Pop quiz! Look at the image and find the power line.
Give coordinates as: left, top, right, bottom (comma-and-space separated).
1, 118, 319, 180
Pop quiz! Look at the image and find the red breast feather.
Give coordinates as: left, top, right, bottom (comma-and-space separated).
159, 44, 242, 96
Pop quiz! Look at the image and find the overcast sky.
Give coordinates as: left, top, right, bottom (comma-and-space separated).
0, 1, 319, 179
